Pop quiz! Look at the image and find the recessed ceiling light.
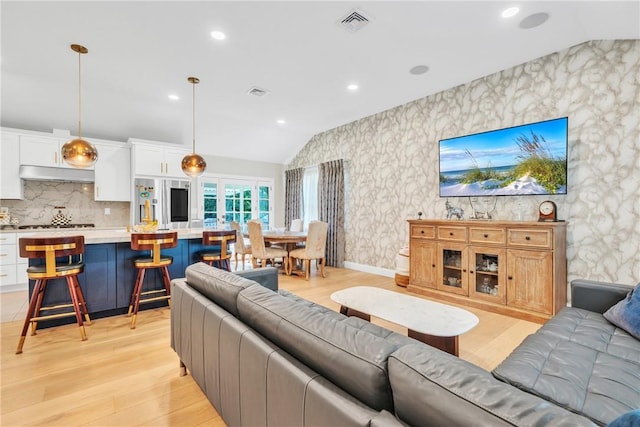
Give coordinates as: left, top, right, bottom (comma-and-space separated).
210, 31, 226, 40
347, 83, 359, 91
168, 94, 179, 101
409, 65, 429, 75
276, 119, 286, 125
502, 7, 520, 18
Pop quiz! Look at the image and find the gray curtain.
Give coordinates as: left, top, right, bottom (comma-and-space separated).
319, 159, 345, 268
284, 167, 303, 229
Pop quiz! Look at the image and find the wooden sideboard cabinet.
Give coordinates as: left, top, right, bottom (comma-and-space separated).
407, 219, 567, 323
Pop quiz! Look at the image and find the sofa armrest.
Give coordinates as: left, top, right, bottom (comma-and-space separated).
235, 267, 279, 291
571, 279, 633, 313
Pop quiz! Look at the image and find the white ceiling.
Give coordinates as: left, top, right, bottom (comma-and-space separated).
2, 1, 638, 164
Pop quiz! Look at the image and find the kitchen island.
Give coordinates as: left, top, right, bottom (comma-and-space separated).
4, 228, 223, 328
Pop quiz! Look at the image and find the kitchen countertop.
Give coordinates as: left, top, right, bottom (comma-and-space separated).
0, 227, 214, 244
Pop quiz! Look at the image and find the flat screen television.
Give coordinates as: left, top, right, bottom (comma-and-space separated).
439, 117, 568, 197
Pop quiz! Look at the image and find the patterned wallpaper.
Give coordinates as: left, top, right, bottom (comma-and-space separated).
289, 40, 640, 286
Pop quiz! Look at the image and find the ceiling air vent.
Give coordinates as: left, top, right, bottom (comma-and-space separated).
247, 86, 270, 97
337, 8, 371, 33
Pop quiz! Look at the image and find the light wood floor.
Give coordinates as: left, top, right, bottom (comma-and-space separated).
1, 266, 540, 426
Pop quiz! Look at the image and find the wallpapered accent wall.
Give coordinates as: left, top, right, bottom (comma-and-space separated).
288, 40, 639, 285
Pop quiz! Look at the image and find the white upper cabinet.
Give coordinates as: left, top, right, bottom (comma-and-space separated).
19, 135, 95, 170
0, 132, 23, 199
130, 140, 190, 179
93, 143, 131, 201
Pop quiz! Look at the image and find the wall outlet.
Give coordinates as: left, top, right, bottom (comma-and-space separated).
104, 208, 111, 215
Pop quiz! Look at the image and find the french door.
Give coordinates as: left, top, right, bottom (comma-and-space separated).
198, 175, 274, 230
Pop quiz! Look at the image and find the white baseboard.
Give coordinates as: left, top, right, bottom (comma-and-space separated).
343, 261, 395, 278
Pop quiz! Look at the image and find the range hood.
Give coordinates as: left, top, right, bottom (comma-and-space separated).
19, 165, 95, 183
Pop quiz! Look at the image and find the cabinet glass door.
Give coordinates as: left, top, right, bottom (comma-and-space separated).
469, 246, 506, 304
437, 243, 468, 296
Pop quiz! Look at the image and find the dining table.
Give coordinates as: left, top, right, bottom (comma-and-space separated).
259, 230, 307, 275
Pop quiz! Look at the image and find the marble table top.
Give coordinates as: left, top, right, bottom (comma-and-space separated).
331, 286, 479, 337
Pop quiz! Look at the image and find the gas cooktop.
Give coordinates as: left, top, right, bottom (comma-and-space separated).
18, 224, 96, 230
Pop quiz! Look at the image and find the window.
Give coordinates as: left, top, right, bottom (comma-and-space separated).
198, 175, 274, 230
224, 182, 252, 224
203, 182, 218, 228
302, 166, 318, 230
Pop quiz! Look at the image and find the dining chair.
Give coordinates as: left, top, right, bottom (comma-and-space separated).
17, 235, 90, 353
287, 220, 328, 280
247, 220, 288, 271
230, 221, 252, 271
128, 231, 177, 329
290, 218, 303, 232
200, 230, 236, 271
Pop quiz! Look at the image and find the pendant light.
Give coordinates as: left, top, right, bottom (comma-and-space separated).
61, 44, 98, 168
181, 76, 207, 177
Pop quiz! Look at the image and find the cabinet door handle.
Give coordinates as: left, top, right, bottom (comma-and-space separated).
54, 151, 58, 164
432, 264, 436, 268
484, 234, 488, 238
470, 270, 474, 274
96, 187, 100, 198
0, 274, 7, 277
165, 162, 169, 174
420, 230, 424, 234
449, 232, 453, 236
508, 276, 513, 280
525, 236, 531, 240
463, 269, 467, 273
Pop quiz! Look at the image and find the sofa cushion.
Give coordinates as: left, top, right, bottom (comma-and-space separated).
492, 333, 640, 426
237, 284, 403, 412
603, 283, 640, 340
185, 262, 258, 317
538, 307, 640, 365
389, 344, 596, 427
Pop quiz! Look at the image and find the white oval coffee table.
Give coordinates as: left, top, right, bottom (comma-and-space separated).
331, 286, 479, 356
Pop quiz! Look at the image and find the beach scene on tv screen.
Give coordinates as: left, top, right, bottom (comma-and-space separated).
439, 118, 567, 197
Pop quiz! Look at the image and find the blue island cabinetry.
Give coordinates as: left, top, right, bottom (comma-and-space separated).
27, 238, 207, 328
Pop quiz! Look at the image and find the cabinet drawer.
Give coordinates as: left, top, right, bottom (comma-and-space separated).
0, 246, 17, 265
437, 226, 467, 242
507, 229, 552, 249
411, 225, 436, 239
0, 233, 17, 245
469, 227, 506, 245
0, 265, 17, 286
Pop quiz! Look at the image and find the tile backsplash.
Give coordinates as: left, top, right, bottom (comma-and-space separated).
1, 181, 129, 227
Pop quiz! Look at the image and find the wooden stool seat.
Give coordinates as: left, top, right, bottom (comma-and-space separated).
200, 230, 236, 271
128, 232, 177, 329
17, 235, 90, 354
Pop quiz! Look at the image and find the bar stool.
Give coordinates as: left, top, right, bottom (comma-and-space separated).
17, 236, 90, 354
200, 230, 236, 271
128, 232, 177, 329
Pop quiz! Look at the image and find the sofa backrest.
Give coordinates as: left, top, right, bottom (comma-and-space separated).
236, 283, 404, 412
388, 344, 597, 426
185, 262, 262, 316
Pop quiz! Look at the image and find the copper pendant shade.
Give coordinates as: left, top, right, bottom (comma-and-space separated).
182, 76, 207, 177
61, 44, 98, 168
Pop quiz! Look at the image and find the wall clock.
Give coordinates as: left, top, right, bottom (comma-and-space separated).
538, 200, 557, 222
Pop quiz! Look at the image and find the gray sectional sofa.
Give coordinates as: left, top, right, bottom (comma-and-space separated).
170, 263, 638, 426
